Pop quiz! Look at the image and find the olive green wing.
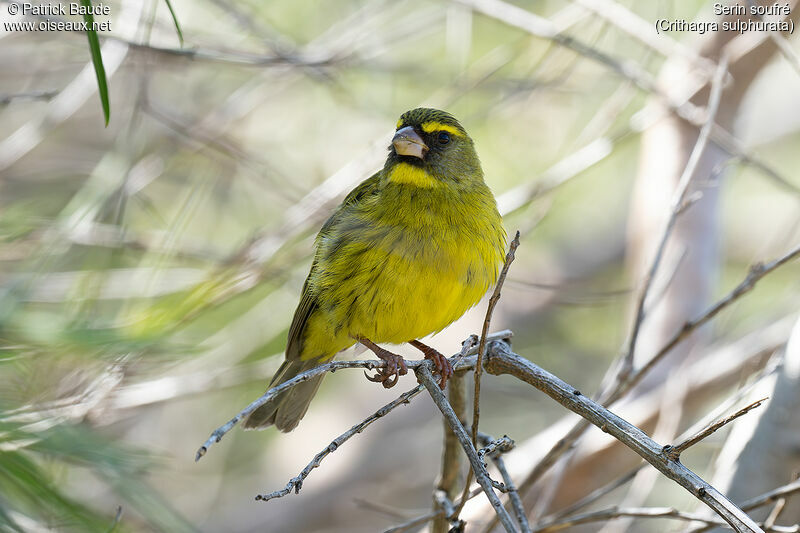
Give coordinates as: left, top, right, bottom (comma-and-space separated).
284, 171, 381, 361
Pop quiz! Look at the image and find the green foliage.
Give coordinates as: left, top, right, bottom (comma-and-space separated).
80, 0, 110, 126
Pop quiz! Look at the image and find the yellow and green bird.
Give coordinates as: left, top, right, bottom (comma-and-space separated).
244, 108, 506, 432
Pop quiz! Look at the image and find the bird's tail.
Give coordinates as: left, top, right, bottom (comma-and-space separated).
242, 359, 324, 432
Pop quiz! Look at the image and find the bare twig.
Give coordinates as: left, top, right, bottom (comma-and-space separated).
687, 478, 800, 533
434, 370, 467, 533
478, 433, 532, 533
485, 341, 764, 532
533, 505, 800, 533
472, 232, 521, 443
535, 506, 723, 532
740, 479, 800, 513
416, 363, 518, 533
196, 330, 513, 460
255, 383, 424, 502
628, 242, 800, 394
623, 53, 729, 377
547, 467, 642, 521
763, 497, 787, 530
664, 398, 768, 460
456, 231, 520, 520
477, 435, 514, 463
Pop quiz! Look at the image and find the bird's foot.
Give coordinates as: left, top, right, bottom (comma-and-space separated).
410, 340, 453, 389
358, 338, 408, 388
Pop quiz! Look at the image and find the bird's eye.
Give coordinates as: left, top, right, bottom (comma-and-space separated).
437, 132, 451, 145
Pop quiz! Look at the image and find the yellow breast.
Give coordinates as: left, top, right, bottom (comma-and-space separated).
298, 181, 505, 361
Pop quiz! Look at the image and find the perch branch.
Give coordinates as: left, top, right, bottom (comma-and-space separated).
690, 479, 800, 533
195, 330, 513, 460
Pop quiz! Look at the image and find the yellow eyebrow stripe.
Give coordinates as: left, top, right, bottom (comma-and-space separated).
396, 119, 404, 129
420, 122, 464, 136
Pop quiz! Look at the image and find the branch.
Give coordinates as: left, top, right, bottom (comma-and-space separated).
255, 383, 424, 502
534, 506, 800, 533
472, 230, 521, 444
460, 0, 800, 199
690, 479, 800, 533
416, 364, 519, 533
628, 241, 800, 395
433, 368, 468, 533
665, 397, 768, 460
478, 433, 532, 533
459, 230, 521, 518
195, 330, 514, 460
513, 242, 800, 501
485, 341, 764, 532
622, 53, 730, 376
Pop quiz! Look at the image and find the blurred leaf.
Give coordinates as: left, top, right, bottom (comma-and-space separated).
0, 421, 195, 533
81, 0, 110, 126
163, 0, 184, 46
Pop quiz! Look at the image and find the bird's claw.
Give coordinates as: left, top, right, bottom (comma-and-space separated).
426, 349, 453, 389
364, 354, 407, 389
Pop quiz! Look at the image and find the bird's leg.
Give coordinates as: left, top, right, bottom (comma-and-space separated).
358, 337, 408, 389
409, 340, 453, 389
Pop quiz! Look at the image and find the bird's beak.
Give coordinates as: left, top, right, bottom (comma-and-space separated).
392, 126, 428, 159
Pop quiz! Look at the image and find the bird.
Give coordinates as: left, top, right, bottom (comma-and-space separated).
243, 108, 506, 432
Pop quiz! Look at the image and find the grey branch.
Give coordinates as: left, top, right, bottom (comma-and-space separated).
478, 432, 532, 533
255, 383, 425, 502
416, 364, 519, 533
195, 330, 513, 461
665, 398, 768, 460
485, 341, 764, 533
533, 506, 800, 533
514, 241, 800, 502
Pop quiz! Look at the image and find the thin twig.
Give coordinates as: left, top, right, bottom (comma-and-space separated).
628, 242, 800, 395
533, 505, 800, 533
664, 397, 768, 460
473, 231, 521, 449
254, 383, 424, 501
196, 330, 513, 460
416, 364, 519, 533
455, 231, 520, 520
535, 506, 724, 532
545, 351, 782, 523
622, 52, 729, 377
763, 497, 787, 530
478, 433, 532, 533
434, 369, 468, 533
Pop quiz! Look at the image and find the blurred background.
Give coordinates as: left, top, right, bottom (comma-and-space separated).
1, 0, 800, 531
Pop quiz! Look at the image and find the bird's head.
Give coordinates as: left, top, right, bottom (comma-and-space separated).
384, 108, 483, 189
